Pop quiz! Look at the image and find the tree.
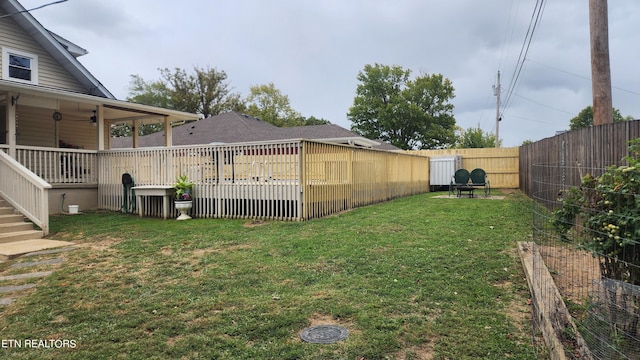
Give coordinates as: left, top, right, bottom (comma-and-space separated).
245, 83, 304, 127
456, 127, 500, 148
127, 66, 245, 118
120, 66, 245, 138
347, 64, 456, 150
301, 116, 331, 126
569, 106, 627, 130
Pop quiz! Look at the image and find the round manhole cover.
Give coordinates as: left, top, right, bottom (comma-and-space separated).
300, 325, 349, 344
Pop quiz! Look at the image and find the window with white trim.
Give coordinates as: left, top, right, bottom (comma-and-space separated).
2, 47, 39, 84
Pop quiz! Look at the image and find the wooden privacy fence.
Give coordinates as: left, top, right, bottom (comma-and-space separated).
520, 120, 640, 203
302, 142, 429, 219
97, 140, 430, 221
408, 147, 520, 188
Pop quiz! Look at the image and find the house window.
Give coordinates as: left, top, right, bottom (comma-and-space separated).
2, 47, 38, 84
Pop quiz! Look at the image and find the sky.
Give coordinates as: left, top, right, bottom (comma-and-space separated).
19, 0, 640, 147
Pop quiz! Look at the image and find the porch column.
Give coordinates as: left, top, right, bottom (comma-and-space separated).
164, 116, 172, 147
6, 92, 17, 158
97, 105, 106, 150
132, 119, 139, 148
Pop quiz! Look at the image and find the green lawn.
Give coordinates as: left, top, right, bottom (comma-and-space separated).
0, 191, 545, 359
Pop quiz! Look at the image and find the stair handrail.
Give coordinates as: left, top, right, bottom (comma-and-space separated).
0, 150, 51, 235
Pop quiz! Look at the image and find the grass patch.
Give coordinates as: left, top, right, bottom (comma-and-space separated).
0, 190, 544, 359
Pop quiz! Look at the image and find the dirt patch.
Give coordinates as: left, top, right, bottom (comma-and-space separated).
394, 343, 435, 360
307, 313, 341, 327
243, 220, 268, 227
50, 315, 68, 324
166, 335, 182, 346
72, 235, 122, 252
539, 245, 600, 304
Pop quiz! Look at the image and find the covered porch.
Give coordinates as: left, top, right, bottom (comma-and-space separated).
0, 80, 431, 234
2, 138, 431, 233
0, 80, 199, 233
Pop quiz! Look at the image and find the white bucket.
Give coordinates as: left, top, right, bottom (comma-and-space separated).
68, 205, 79, 214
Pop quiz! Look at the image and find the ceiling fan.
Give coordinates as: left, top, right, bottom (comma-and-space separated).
52, 110, 97, 124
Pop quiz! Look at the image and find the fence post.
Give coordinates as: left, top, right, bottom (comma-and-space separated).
298, 141, 306, 220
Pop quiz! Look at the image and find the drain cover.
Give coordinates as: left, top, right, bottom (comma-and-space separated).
300, 325, 349, 344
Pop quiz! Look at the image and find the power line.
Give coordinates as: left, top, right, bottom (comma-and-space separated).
513, 92, 575, 115
501, 112, 556, 125
497, 0, 517, 72
526, 57, 640, 96
0, 0, 68, 20
501, 0, 547, 118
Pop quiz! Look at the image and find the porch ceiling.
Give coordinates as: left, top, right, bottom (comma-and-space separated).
0, 80, 200, 124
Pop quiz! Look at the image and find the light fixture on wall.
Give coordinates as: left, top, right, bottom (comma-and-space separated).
90, 110, 97, 125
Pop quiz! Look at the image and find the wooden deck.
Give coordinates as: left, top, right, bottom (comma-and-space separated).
5, 140, 432, 221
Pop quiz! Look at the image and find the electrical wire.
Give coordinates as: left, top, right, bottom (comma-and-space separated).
513, 93, 575, 115
497, 0, 517, 72
0, 0, 68, 20
526, 58, 640, 96
500, 0, 547, 119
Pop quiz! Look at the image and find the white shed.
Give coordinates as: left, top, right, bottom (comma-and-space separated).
430, 155, 462, 188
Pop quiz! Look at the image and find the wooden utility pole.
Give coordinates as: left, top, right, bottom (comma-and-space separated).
589, 0, 613, 126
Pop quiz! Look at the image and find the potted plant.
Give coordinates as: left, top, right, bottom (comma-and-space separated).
174, 174, 194, 220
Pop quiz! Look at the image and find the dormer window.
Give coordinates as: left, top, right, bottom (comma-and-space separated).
2, 47, 39, 85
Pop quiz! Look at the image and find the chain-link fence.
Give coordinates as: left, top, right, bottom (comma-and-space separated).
532, 162, 640, 359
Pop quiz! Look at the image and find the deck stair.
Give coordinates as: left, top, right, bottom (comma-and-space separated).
0, 198, 73, 260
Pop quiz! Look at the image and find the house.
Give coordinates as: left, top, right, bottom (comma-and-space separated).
0, 0, 199, 233
110, 111, 402, 151
0, 0, 430, 236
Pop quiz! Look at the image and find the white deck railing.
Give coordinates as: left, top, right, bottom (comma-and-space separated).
97, 140, 430, 221
98, 141, 303, 220
14, 146, 98, 184
2, 140, 430, 223
0, 150, 51, 235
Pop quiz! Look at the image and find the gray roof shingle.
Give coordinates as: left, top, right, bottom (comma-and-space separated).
110, 112, 400, 150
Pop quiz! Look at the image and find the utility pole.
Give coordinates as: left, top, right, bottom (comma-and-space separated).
589, 0, 613, 126
493, 71, 501, 148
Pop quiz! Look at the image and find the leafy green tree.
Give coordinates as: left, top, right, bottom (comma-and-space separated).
569, 106, 627, 130
110, 124, 132, 138
127, 66, 245, 118
127, 74, 170, 109
245, 83, 305, 127
121, 66, 245, 138
348, 64, 456, 150
456, 127, 500, 148
300, 116, 331, 126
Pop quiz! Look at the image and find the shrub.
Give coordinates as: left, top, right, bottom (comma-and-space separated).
553, 138, 640, 284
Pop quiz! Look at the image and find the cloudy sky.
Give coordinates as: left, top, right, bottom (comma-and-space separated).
20, 0, 640, 147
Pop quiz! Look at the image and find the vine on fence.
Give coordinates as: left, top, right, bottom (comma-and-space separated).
553, 138, 640, 285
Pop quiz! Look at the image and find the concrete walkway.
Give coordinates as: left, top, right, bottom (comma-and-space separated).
0, 242, 75, 307
0, 239, 74, 260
